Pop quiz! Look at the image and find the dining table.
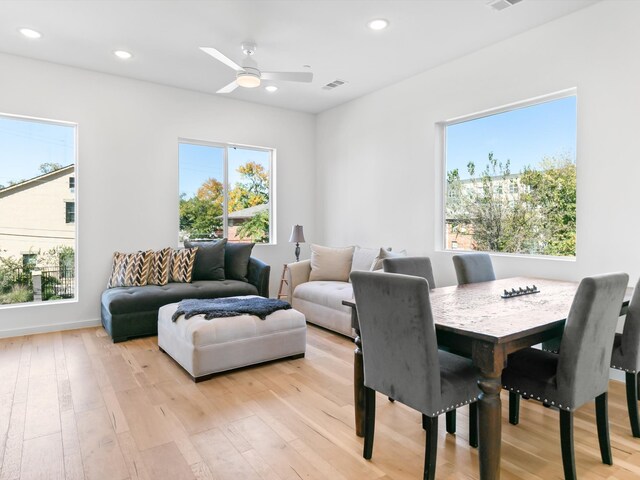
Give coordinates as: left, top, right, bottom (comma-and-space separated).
343, 276, 634, 480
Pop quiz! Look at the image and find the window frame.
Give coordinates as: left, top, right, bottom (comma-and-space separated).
0, 111, 79, 307
177, 138, 276, 245
437, 88, 577, 260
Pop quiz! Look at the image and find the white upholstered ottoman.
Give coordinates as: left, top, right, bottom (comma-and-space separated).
158, 299, 306, 381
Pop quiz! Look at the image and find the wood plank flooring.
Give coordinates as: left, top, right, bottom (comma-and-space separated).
0, 325, 639, 479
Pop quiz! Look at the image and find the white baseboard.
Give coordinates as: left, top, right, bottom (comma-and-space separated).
0, 318, 102, 339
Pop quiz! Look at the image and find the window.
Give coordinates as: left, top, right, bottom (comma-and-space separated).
65, 202, 75, 223
444, 92, 577, 257
0, 113, 77, 305
22, 254, 37, 269
178, 141, 273, 244
69, 177, 75, 192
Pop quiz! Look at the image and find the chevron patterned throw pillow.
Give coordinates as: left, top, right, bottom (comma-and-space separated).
169, 247, 199, 283
147, 247, 171, 286
107, 250, 152, 288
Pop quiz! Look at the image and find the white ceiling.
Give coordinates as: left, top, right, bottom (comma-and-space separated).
0, 0, 599, 114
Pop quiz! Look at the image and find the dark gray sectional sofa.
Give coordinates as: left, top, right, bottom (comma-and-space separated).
101, 243, 270, 343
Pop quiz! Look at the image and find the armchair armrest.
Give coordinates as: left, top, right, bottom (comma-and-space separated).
247, 257, 270, 298
286, 259, 311, 303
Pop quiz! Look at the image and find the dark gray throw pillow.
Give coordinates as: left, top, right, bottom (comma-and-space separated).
225, 242, 255, 282
184, 239, 227, 281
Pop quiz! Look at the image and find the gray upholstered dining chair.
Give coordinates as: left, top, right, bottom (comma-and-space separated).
452, 253, 496, 285
382, 256, 474, 440
503, 273, 629, 480
350, 271, 480, 480
609, 278, 640, 437
382, 256, 436, 290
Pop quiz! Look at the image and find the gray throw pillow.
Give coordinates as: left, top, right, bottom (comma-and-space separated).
184, 239, 227, 281
225, 242, 255, 282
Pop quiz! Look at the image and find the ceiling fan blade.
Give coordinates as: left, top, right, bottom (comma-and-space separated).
261, 71, 313, 83
216, 81, 239, 93
200, 47, 243, 72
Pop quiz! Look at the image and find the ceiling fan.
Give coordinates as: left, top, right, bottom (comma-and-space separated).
200, 42, 313, 93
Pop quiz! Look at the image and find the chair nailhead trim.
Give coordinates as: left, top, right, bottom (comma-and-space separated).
611, 365, 637, 373
503, 387, 572, 411
433, 397, 478, 416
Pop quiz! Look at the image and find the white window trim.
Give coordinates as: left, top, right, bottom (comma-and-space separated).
435, 88, 577, 260
178, 138, 276, 245
0, 111, 79, 308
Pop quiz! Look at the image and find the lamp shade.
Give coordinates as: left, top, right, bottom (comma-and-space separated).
289, 225, 306, 243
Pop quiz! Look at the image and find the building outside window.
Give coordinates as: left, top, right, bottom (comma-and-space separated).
444, 91, 577, 257
0, 114, 77, 305
65, 201, 75, 223
178, 140, 273, 244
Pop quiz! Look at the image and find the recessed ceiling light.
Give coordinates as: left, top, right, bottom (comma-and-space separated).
265, 85, 278, 93
19, 28, 42, 39
113, 50, 133, 60
367, 19, 389, 31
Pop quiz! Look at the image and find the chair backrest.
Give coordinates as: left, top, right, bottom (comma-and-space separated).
452, 253, 496, 285
382, 256, 436, 289
557, 272, 629, 408
618, 277, 640, 371
350, 271, 441, 414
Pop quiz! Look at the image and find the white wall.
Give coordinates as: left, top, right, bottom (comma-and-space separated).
316, 0, 640, 289
0, 53, 316, 336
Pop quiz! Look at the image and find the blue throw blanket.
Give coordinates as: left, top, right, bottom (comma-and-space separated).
171, 297, 292, 321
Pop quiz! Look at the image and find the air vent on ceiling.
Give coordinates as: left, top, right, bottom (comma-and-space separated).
487, 0, 523, 11
322, 79, 347, 91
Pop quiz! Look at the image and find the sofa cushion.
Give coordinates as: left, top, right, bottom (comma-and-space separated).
309, 244, 354, 282
108, 250, 152, 288
350, 246, 380, 273
147, 248, 171, 286
170, 247, 198, 283
225, 242, 255, 282
293, 281, 353, 314
372, 248, 407, 271
102, 280, 259, 316
185, 239, 226, 281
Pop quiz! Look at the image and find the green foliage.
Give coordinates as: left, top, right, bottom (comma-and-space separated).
0, 285, 33, 305
0, 256, 29, 294
228, 161, 269, 212
446, 153, 576, 256
39, 162, 63, 174
520, 157, 576, 256
180, 162, 270, 242
179, 178, 224, 240
236, 210, 270, 243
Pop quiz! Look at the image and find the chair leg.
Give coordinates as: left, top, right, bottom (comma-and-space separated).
363, 386, 376, 460
423, 415, 438, 480
446, 410, 456, 434
595, 392, 613, 465
509, 392, 520, 425
469, 402, 478, 448
388, 397, 395, 402
560, 410, 577, 480
626, 372, 640, 438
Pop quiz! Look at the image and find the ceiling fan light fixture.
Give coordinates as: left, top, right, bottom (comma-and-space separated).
114, 50, 133, 60
19, 28, 42, 39
367, 18, 389, 31
236, 71, 261, 88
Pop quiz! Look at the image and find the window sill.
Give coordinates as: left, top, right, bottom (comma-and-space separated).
437, 249, 576, 262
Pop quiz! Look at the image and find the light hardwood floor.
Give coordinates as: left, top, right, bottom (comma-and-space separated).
0, 325, 640, 480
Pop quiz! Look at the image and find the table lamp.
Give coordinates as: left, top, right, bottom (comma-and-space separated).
289, 225, 306, 262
